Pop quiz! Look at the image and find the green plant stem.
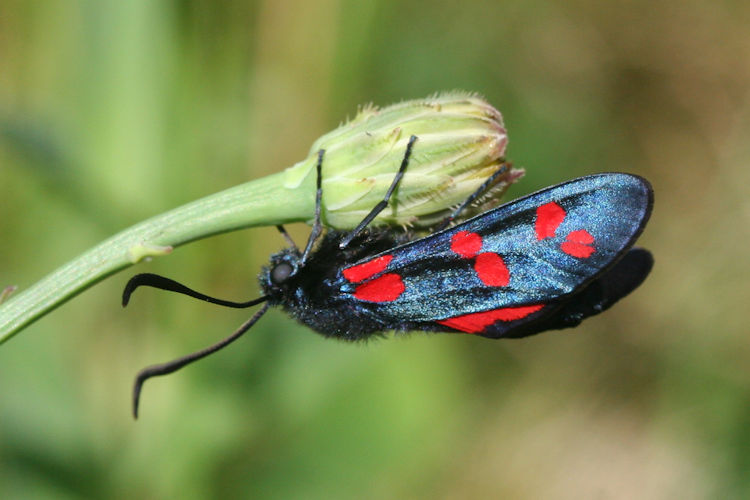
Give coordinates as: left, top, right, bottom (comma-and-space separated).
0, 171, 313, 344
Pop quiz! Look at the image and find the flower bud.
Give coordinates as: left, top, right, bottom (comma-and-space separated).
282, 92, 522, 228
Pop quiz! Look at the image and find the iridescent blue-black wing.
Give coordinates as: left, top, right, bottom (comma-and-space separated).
336, 173, 653, 338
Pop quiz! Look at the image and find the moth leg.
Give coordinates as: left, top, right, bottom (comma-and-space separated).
276, 225, 299, 253
434, 163, 510, 232
338, 135, 418, 249
300, 149, 325, 264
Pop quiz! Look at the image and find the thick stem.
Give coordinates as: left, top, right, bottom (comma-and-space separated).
0, 170, 313, 343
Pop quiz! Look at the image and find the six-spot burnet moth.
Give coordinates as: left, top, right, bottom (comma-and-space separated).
123, 134, 653, 418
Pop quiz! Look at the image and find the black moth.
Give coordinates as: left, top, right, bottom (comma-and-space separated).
123, 135, 653, 418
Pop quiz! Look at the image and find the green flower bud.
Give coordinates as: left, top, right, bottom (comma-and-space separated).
282, 92, 521, 228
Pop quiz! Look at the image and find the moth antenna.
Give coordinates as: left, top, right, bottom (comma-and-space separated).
133, 302, 270, 419
123, 273, 267, 309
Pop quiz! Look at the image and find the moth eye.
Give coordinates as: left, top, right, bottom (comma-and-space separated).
271, 262, 294, 285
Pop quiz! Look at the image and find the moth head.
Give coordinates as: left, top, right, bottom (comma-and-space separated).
261, 249, 302, 296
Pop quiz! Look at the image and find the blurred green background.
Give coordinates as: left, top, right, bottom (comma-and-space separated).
1, 1, 749, 498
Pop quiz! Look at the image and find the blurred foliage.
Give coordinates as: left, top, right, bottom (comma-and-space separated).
1, 0, 749, 498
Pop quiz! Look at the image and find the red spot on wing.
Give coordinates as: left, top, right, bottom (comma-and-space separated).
436, 304, 545, 333
535, 202, 566, 240
451, 231, 482, 258
566, 229, 594, 244
343, 255, 393, 283
353, 273, 405, 302
474, 253, 510, 287
561, 229, 595, 258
